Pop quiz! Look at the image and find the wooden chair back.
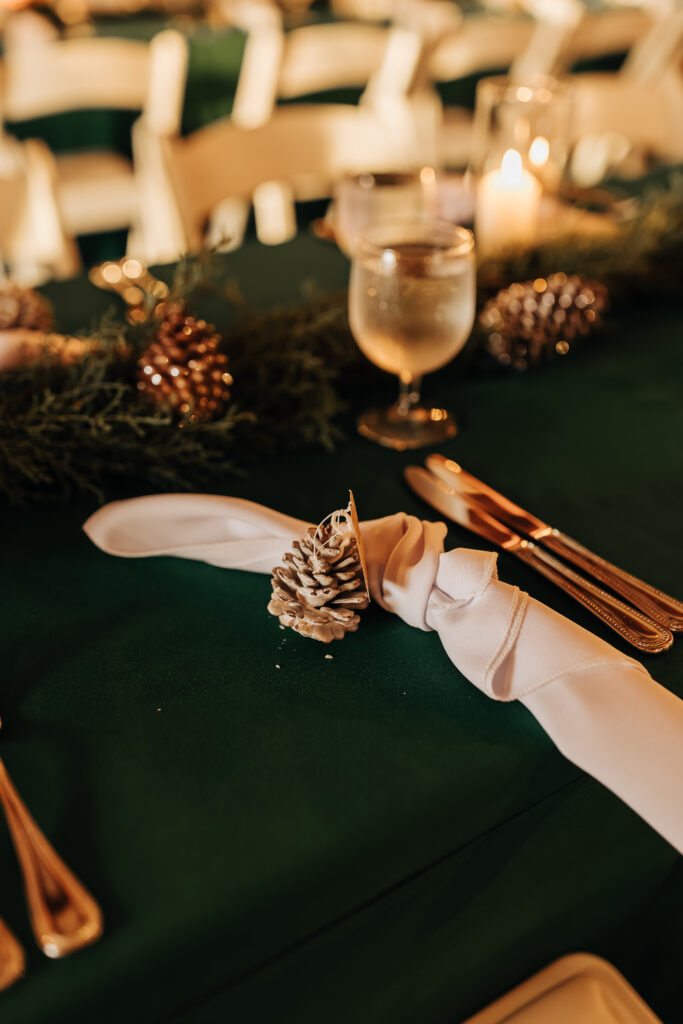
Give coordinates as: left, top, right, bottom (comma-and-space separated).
0, 29, 187, 134
231, 19, 427, 128
156, 103, 428, 254
428, 5, 652, 84
0, 138, 79, 281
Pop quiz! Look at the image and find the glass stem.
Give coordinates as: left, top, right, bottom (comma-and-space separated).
396, 375, 422, 417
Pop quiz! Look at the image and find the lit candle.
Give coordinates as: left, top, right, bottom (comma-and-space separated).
475, 149, 542, 259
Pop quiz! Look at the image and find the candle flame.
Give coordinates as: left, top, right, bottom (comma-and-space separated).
501, 149, 522, 182
529, 136, 550, 167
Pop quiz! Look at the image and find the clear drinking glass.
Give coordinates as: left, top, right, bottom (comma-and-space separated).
470, 75, 574, 192
333, 169, 474, 257
349, 218, 476, 450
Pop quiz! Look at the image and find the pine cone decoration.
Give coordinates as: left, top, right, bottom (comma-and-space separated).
268, 511, 370, 643
136, 303, 232, 421
0, 283, 54, 332
480, 274, 608, 370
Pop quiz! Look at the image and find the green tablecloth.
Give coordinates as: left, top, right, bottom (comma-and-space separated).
0, 234, 682, 1022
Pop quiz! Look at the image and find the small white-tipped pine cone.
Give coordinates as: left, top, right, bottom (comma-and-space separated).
268, 520, 369, 643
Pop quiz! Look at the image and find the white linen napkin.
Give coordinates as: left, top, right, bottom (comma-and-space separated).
84, 493, 683, 855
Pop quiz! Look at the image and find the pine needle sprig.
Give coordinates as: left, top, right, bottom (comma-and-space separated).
227, 291, 356, 453
0, 284, 355, 503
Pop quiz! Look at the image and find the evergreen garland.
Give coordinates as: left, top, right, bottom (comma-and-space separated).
0, 274, 356, 503
1, 172, 682, 504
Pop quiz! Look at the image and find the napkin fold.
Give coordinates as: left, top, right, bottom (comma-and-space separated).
84, 494, 683, 855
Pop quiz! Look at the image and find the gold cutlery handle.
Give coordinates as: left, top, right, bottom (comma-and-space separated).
543, 530, 683, 632
513, 542, 674, 653
0, 918, 24, 992
0, 759, 103, 958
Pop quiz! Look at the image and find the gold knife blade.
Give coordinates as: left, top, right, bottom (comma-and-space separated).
425, 455, 683, 631
404, 465, 674, 652
425, 455, 552, 538
404, 466, 524, 550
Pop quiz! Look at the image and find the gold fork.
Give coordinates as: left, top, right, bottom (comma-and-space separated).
0, 721, 103, 958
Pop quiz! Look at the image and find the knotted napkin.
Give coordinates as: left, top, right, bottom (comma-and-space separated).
84, 494, 683, 855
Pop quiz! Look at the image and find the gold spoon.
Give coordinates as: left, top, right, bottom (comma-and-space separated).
0, 918, 24, 992
0, 719, 103, 957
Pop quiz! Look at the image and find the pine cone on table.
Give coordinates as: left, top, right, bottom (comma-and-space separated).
136, 303, 232, 422
480, 273, 609, 370
0, 283, 54, 332
268, 512, 370, 643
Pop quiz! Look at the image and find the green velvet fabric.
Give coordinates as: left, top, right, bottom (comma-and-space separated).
0, 234, 682, 1022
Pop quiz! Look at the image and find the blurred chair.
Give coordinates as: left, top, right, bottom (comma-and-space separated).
144, 102, 432, 259
0, 137, 78, 282
329, 0, 458, 23
430, 1, 655, 167
0, 29, 188, 268
212, 12, 438, 248
429, 2, 652, 83
231, 18, 396, 129
329, 0, 394, 19
511, 0, 584, 80
621, 0, 683, 81
0, 8, 60, 49
569, 2, 683, 184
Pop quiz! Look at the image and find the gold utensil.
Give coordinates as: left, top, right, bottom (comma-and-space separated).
405, 466, 674, 654
88, 257, 169, 324
426, 455, 683, 632
0, 919, 24, 992
0, 722, 103, 957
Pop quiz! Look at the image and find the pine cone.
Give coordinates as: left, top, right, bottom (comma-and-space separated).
136, 303, 232, 421
268, 516, 370, 643
480, 274, 608, 370
0, 283, 54, 332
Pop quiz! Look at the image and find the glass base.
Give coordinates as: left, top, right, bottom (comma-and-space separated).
357, 405, 457, 450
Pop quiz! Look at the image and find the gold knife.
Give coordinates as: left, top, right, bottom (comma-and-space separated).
405, 465, 674, 653
426, 455, 683, 632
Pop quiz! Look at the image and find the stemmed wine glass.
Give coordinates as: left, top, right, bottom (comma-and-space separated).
348, 218, 476, 450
